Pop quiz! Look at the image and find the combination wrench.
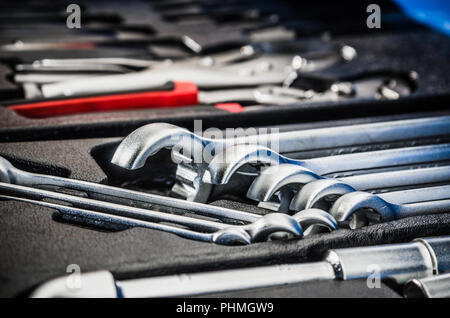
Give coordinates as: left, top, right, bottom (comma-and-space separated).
290, 166, 450, 211
0, 193, 256, 245
329, 185, 450, 228
111, 116, 450, 203
0, 157, 337, 243
244, 143, 450, 211
214, 143, 450, 211
0, 182, 313, 244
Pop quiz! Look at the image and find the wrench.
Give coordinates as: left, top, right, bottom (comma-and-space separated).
32, 52, 311, 98
175, 71, 415, 105
15, 42, 354, 76
0, 182, 315, 244
0, 155, 331, 228
29, 42, 355, 98
245, 144, 450, 211
111, 116, 450, 203
0, 155, 260, 223
291, 166, 450, 211
30, 236, 450, 297
329, 185, 450, 228
0, 193, 253, 245
0, 157, 337, 242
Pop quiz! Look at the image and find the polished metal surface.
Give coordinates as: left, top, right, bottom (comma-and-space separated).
112, 116, 450, 170
247, 143, 450, 209
290, 166, 450, 211
403, 273, 450, 298
0, 182, 310, 244
34, 43, 355, 98
112, 116, 450, 204
329, 185, 450, 226
0, 157, 338, 244
30, 236, 450, 297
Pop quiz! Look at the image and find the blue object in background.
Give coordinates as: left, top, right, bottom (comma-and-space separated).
394, 0, 450, 35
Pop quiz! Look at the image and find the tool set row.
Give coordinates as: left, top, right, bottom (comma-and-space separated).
0, 0, 427, 120
0, 0, 449, 298
1, 115, 449, 245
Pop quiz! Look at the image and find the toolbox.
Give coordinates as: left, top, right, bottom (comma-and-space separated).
0, 0, 450, 298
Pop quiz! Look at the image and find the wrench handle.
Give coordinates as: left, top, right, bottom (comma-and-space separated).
308, 144, 450, 175
9, 82, 198, 118
395, 199, 450, 219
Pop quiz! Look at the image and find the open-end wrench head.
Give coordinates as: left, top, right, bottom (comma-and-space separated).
212, 227, 252, 245
245, 213, 303, 242
202, 144, 298, 185
290, 179, 356, 211
329, 191, 395, 226
292, 208, 338, 232
111, 123, 203, 170
247, 164, 319, 202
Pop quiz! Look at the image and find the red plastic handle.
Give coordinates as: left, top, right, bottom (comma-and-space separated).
9, 82, 199, 118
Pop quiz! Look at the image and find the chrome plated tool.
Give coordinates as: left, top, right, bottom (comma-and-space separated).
329, 185, 450, 228
403, 273, 450, 298
0, 182, 314, 244
0, 157, 337, 244
290, 166, 450, 211
30, 236, 450, 297
112, 116, 450, 204
22, 43, 355, 98
246, 144, 450, 211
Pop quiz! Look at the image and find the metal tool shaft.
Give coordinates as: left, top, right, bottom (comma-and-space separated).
0, 156, 260, 223
0, 194, 223, 243
329, 186, 450, 223
292, 166, 450, 210
246, 143, 450, 204
403, 273, 450, 298
30, 236, 450, 297
0, 156, 337, 242
112, 116, 450, 170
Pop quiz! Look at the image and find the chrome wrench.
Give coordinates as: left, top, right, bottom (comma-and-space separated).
0, 155, 335, 230
245, 144, 450, 211
0, 157, 337, 242
0, 182, 312, 244
112, 116, 450, 203
329, 185, 450, 228
291, 166, 450, 211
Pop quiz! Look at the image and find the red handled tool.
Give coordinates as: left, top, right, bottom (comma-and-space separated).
9, 82, 199, 118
